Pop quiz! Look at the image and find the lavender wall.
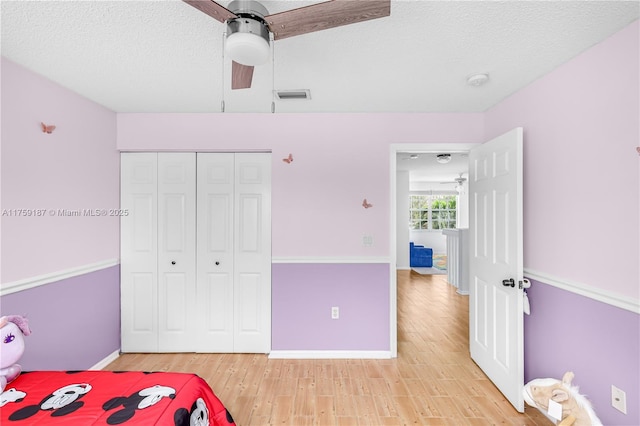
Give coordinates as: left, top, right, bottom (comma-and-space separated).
486, 21, 640, 426
525, 279, 639, 425
1, 266, 121, 370
272, 263, 390, 351
1, 57, 121, 369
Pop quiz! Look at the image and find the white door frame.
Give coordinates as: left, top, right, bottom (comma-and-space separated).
388, 143, 478, 357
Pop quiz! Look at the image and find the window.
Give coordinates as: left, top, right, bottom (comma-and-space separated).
410, 194, 457, 230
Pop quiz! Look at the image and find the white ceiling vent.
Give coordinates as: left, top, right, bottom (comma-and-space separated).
274, 89, 311, 100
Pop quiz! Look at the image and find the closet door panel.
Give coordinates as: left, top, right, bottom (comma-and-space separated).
196, 153, 235, 352
131, 272, 155, 333
236, 272, 261, 334
238, 194, 261, 252
132, 195, 155, 252
205, 272, 233, 329
158, 153, 196, 352
121, 153, 158, 352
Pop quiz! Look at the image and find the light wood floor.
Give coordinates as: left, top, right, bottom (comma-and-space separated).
105, 270, 550, 425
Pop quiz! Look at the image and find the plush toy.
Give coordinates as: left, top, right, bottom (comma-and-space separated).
523, 371, 602, 426
0, 315, 31, 393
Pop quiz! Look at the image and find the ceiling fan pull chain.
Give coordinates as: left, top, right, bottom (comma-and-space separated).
221, 30, 226, 113
271, 31, 275, 113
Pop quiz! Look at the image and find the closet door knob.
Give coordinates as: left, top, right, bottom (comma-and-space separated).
171, 261, 176, 265
215, 261, 220, 266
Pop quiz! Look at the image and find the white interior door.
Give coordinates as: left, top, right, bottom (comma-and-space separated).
120, 153, 159, 352
233, 153, 271, 353
157, 153, 196, 352
469, 128, 524, 411
196, 153, 235, 352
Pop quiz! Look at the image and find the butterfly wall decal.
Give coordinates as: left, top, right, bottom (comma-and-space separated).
636, 147, 640, 156
362, 198, 373, 209
41, 122, 56, 134
282, 153, 293, 164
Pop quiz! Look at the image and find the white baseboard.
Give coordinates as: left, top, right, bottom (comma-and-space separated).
269, 350, 392, 359
90, 350, 120, 370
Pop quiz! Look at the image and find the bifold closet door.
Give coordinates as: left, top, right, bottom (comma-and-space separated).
121, 153, 196, 352
121, 153, 158, 352
196, 153, 235, 352
196, 153, 271, 353
157, 153, 196, 352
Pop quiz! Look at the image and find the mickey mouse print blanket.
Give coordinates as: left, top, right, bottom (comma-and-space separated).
0, 370, 235, 425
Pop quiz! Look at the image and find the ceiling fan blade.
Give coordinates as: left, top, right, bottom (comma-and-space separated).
232, 61, 254, 89
265, 0, 390, 41
182, 0, 237, 23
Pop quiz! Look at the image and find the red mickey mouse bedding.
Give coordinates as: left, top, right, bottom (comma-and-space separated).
0, 370, 235, 425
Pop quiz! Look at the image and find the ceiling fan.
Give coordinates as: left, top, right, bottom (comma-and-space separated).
441, 173, 467, 192
183, 0, 391, 89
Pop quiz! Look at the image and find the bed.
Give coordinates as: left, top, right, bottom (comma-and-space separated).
0, 370, 235, 425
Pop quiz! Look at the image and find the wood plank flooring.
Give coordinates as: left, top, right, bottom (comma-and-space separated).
104, 270, 550, 425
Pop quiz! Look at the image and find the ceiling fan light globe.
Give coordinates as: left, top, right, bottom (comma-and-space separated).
436, 154, 451, 164
226, 31, 270, 66
226, 16, 271, 66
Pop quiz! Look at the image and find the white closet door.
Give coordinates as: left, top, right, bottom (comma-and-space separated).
157, 153, 197, 352
120, 153, 159, 352
196, 153, 235, 352
234, 153, 271, 353
122, 152, 269, 354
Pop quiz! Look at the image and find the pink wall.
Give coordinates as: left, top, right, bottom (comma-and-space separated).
117, 113, 485, 257
1, 57, 120, 282
485, 20, 640, 300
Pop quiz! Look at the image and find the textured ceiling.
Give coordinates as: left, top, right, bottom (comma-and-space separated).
2, 1, 638, 114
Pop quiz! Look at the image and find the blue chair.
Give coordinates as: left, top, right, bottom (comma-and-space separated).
410, 242, 433, 267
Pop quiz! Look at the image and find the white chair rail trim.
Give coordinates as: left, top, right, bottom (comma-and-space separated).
1, 258, 119, 296
524, 268, 639, 314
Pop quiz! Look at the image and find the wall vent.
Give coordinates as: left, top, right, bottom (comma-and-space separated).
274, 89, 311, 100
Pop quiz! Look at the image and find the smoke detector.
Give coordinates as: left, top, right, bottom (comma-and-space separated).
467, 73, 490, 87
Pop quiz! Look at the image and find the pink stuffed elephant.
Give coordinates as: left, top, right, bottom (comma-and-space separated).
0, 315, 31, 393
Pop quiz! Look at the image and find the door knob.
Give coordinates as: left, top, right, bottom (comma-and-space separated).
502, 278, 515, 288
215, 261, 220, 266
171, 261, 176, 265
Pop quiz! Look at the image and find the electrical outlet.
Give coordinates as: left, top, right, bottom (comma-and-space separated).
331, 306, 339, 319
612, 385, 627, 414
362, 235, 374, 247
